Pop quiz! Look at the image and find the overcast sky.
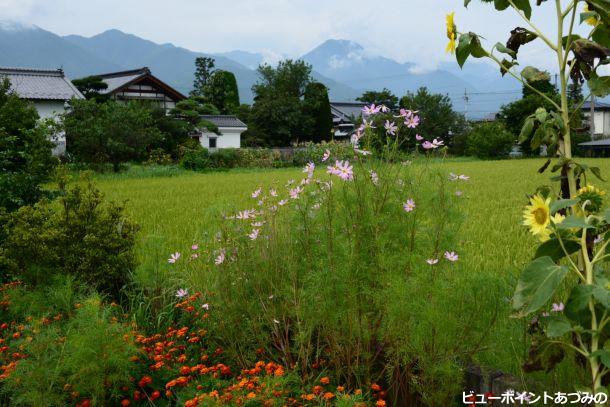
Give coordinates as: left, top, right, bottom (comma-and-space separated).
0, 0, 589, 72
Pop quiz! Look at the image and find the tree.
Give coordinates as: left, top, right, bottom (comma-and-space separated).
399, 87, 466, 148
357, 88, 399, 110
72, 76, 108, 102
205, 71, 240, 114
466, 121, 515, 159
0, 78, 57, 212
64, 100, 163, 171
170, 98, 220, 135
249, 60, 313, 146
498, 80, 559, 156
302, 82, 333, 143
191, 57, 216, 97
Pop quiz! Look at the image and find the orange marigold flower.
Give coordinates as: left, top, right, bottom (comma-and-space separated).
120, 399, 130, 407
323, 392, 335, 400
371, 383, 381, 392
337, 386, 345, 392
320, 376, 330, 385
313, 385, 323, 395
376, 400, 387, 407
304, 394, 316, 400
247, 392, 256, 399
150, 390, 161, 400
355, 389, 362, 395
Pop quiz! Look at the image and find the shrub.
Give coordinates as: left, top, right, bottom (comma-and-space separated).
466, 121, 515, 159
236, 148, 284, 168
292, 141, 354, 166
0, 172, 138, 298
2, 292, 138, 406
0, 78, 57, 212
144, 148, 174, 166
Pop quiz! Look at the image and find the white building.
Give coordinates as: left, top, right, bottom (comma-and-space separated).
330, 102, 363, 138
0, 67, 85, 155
195, 115, 247, 149
93, 67, 186, 112
582, 101, 610, 139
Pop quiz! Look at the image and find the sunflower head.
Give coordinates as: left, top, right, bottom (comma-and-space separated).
523, 194, 552, 241
576, 184, 605, 213
445, 12, 457, 54
584, 3, 599, 26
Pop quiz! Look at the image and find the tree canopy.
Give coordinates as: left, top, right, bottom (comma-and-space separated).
357, 88, 399, 110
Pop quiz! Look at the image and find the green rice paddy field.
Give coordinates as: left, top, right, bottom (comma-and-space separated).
92, 158, 610, 386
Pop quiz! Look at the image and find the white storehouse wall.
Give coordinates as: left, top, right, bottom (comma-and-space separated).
198, 128, 245, 149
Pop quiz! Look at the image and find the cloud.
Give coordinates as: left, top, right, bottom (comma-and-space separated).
0, 0, 35, 20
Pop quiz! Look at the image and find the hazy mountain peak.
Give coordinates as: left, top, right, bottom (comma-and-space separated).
0, 20, 37, 32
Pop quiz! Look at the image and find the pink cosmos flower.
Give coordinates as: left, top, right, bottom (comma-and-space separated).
384, 120, 398, 136
214, 250, 225, 265
191, 244, 199, 251
458, 174, 470, 181
278, 199, 288, 206
303, 162, 315, 178
236, 209, 257, 220
191, 253, 199, 259
252, 221, 265, 227
415, 134, 423, 141
370, 170, 379, 185
362, 104, 381, 115
395, 108, 414, 119
380, 105, 390, 113
168, 252, 181, 264
551, 303, 565, 312
594, 235, 604, 245
202, 303, 209, 310
322, 149, 331, 162
426, 259, 439, 265
405, 115, 420, 128
444, 251, 459, 262
248, 229, 260, 240
270, 188, 278, 197
432, 138, 444, 148
176, 288, 188, 298
422, 141, 435, 150
251, 188, 262, 199
403, 199, 416, 212
289, 186, 303, 199
330, 160, 353, 181
354, 148, 372, 156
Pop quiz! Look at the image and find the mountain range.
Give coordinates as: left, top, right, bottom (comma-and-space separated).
0, 21, 527, 118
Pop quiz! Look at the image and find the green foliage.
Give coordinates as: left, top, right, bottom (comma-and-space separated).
400, 87, 468, 148
0, 173, 138, 298
292, 141, 354, 166
466, 121, 515, 159
191, 56, 216, 98
64, 99, 163, 171
249, 60, 313, 146
302, 82, 333, 143
0, 78, 57, 212
357, 88, 399, 110
171, 98, 220, 127
71, 76, 109, 102
205, 70, 240, 114
3, 292, 137, 406
181, 147, 287, 170
149, 107, 190, 157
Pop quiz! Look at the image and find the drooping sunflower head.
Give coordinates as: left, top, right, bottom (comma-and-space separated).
584, 3, 599, 26
576, 184, 605, 213
523, 194, 551, 240
445, 12, 457, 54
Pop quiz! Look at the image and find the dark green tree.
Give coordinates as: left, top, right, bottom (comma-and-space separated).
400, 87, 467, 148
357, 88, 399, 110
0, 78, 57, 212
71, 76, 109, 102
191, 57, 216, 97
302, 82, 333, 143
466, 121, 515, 159
64, 100, 163, 171
249, 60, 313, 146
205, 71, 240, 114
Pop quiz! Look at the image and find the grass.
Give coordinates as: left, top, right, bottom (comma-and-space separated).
92, 158, 610, 387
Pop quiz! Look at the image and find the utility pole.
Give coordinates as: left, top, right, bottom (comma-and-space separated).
590, 95, 596, 139
463, 89, 469, 120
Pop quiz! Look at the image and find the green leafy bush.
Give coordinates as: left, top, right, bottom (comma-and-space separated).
466, 121, 515, 159
0, 172, 138, 298
236, 148, 284, 168
292, 141, 354, 166
0, 78, 57, 212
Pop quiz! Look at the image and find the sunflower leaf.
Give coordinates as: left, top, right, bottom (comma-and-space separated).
550, 199, 578, 214
513, 256, 569, 317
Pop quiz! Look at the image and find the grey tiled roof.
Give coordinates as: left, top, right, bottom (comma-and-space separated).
94, 68, 150, 94
582, 101, 610, 111
330, 102, 364, 123
0, 67, 84, 100
200, 115, 247, 128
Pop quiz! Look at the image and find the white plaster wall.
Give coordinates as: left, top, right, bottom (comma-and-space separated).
198, 128, 244, 149
32, 100, 67, 155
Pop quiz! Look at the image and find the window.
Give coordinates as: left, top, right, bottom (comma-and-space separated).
209, 138, 217, 148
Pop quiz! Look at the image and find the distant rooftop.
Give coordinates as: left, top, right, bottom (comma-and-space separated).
87, 67, 186, 101
579, 139, 610, 148
0, 67, 84, 100
582, 101, 610, 110
200, 115, 247, 129
330, 101, 364, 123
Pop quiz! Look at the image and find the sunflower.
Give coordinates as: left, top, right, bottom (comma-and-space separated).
446, 12, 457, 54
584, 3, 598, 26
576, 184, 605, 213
523, 194, 552, 241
